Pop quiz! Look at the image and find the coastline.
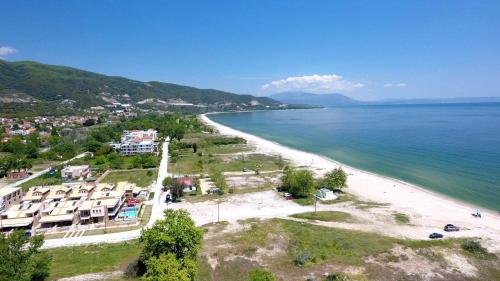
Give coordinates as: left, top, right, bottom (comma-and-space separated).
201, 113, 500, 251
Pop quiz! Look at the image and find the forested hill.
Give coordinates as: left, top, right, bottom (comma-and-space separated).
0, 59, 283, 113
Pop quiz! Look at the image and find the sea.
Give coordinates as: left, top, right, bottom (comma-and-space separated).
209, 103, 500, 211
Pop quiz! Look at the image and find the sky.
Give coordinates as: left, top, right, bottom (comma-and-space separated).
1, 1, 500, 101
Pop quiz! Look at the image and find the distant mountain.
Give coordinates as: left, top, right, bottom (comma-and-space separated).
270, 91, 500, 107
0, 59, 283, 114
376, 97, 500, 105
269, 92, 360, 106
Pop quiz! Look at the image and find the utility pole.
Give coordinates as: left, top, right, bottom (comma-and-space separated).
104, 207, 108, 234
314, 195, 318, 215
217, 200, 220, 223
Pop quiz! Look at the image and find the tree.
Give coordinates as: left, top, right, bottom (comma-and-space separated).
0, 231, 51, 281
84, 139, 102, 153
281, 167, 316, 197
143, 253, 195, 281
322, 168, 347, 190
140, 209, 203, 261
248, 268, 276, 281
170, 181, 184, 201
162, 176, 174, 188
25, 143, 39, 159
83, 119, 96, 126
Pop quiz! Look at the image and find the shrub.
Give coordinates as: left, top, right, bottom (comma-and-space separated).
461, 240, 492, 258
295, 251, 311, 267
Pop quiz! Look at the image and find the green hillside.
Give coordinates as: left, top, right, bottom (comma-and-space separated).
0, 59, 282, 114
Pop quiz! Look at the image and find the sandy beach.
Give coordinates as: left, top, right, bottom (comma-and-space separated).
201, 113, 500, 253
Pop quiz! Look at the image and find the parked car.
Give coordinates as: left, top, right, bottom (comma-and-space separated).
283, 193, 293, 200
429, 233, 444, 239
444, 224, 460, 232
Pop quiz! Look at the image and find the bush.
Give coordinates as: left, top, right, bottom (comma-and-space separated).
295, 251, 311, 267
247, 268, 276, 281
461, 240, 492, 258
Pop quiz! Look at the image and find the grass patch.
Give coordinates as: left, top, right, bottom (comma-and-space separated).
19, 174, 62, 190
290, 211, 353, 222
293, 196, 315, 206
281, 219, 398, 267
195, 256, 213, 281
169, 152, 282, 175
393, 212, 410, 224
101, 169, 157, 187
46, 241, 142, 280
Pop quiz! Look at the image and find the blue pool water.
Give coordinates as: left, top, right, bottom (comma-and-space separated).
117, 207, 139, 219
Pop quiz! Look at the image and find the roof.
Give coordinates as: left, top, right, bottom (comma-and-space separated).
46, 185, 72, 200
95, 183, 115, 192
0, 187, 21, 197
39, 214, 74, 223
43, 200, 80, 216
68, 184, 95, 198
176, 177, 194, 186
23, 186, 50, 201
1, 217, 34, 228
115, 181, 135, 192
90, 190, 125, 200
80, 198, 121, 210
2, 203, 41, 219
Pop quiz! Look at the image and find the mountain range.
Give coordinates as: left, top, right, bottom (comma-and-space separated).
270, 92, 500, 107
0, 59, 283, 115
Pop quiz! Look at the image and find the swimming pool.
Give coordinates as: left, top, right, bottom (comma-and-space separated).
117, 206, 139, 220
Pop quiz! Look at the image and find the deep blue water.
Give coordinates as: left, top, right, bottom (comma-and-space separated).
210, 103, 500, 210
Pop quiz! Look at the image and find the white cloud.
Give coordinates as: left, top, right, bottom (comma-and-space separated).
0, 46, 18, 59
384, 82, 407, 88
261, 74, 364, 94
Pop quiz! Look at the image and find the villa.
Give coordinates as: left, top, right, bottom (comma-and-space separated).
68, 184, 95, 200
23, 186, 51, 203
0, 202, 42, 231
89, 190, 126, 219
39, 200, 81, 228
46, 185, 73, 202
61, 165, 90, 180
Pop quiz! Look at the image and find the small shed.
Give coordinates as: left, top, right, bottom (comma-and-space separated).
315, 188, 337, 201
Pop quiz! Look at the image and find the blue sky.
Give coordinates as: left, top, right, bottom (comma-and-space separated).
1, 1, 500, 100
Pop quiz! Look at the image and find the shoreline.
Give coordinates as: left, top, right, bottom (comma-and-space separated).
201, 113, 500, 250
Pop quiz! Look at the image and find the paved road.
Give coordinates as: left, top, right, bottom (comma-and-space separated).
42, 141, 169, 248
3, 152, 88, 189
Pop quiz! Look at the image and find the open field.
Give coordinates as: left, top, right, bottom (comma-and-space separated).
169, 152, 283, 175
101, 169, 157, 187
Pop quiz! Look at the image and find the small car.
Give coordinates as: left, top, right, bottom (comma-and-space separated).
429, 233, 444, 239
444, 224, 460, 232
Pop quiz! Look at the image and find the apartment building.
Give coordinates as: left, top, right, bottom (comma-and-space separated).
0, 187, 23, 212
110, 129, 157, 155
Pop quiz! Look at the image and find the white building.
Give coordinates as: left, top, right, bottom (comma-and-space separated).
61, 165, 90, 180
110, 129, 157, 155
315, 188, 337, 201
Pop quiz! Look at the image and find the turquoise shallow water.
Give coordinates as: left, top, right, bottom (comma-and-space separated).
209, 103, 500, 211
